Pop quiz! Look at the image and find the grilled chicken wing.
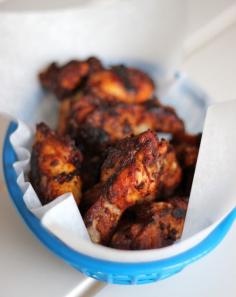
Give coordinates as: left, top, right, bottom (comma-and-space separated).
83, 130, 175, 244
30, 123, 83, 205
86, 65, 155, 103
81, 132, 182, 212
60, 93, 185, 153
110, 197, 187, 250
39, 57, 103, 99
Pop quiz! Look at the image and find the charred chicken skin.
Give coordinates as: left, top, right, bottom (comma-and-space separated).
39, 61, 154, 103
80, 142, 182, 214
81, 130, 181, 212
39, 57, 103, 99
110, 197, 187, 250
30, 123, 83, 205
83, 130, 178, 244
86, 65, 155, 104
59, 94, 185, 153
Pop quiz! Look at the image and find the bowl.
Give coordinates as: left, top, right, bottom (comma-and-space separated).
3, 77, 236, 285
3, 125, 236, 284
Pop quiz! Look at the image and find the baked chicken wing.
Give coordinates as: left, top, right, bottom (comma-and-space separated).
110, 197, 187, 250
30, 123, 83, 205
39, 57, 103, 99
86, 65, 155, 104
60, 94, 185, 153
83, 130, 176, 244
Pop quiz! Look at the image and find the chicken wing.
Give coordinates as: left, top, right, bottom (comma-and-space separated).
39, 57, 103, 99
81, 132, 182, 212
86, 65, 155, 103
30, 123, 83, 205
83, 130, 174, 244
61, 93, 185, 153
110, 197, 187, 250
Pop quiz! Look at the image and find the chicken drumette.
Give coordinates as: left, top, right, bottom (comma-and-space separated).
86, 65, 155, 104
83, 130, 182, 245
110, 196, 188, 250
30, 123, 83, 205
39, 57, 103, 99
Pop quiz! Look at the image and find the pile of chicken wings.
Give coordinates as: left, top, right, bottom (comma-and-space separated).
30, 57, 201, 250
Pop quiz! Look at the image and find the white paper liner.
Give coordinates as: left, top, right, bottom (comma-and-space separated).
182, 100, 236, 239
7, 100, 236, 263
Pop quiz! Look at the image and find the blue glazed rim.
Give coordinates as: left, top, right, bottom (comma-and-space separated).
2, 121, 236, 285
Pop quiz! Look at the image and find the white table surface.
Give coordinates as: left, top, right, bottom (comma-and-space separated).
1, 3, 236, 297
98, 224, 236, 297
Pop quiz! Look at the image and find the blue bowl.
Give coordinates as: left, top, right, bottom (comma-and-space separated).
3, 121, 236, 285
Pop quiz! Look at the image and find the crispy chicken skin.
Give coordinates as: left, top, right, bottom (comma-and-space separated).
83, 130, 174, 244
60, 94, 185, 153
100, 136, 182, 198
39, 57, 103, 99
30, 123, 83, 205
110, 197, 188, 250
86, 65, 155, 104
